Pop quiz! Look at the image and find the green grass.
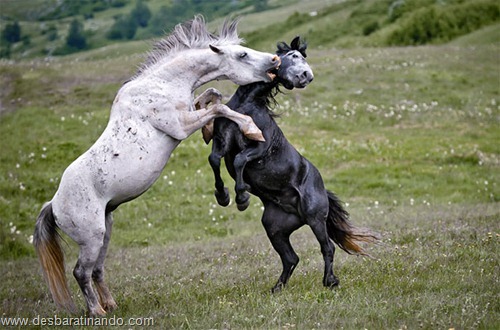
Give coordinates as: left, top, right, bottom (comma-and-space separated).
0, 11, 499, 329
1, 204, 498, 328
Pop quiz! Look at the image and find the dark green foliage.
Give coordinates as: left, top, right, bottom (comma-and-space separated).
387, 0, 500, 45
130, 0, 151, 28
2, 21, 21, 43
66, 19, 86, 50
363, 20, 380, 36
245, 0, 500, 50
106, 0, 150, 40
107, 15, 138, 40
388, 0, 435, 22
148, 6, 171, 37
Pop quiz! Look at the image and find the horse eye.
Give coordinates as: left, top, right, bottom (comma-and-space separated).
239, 52, 247, 59
292, 54, 299, 58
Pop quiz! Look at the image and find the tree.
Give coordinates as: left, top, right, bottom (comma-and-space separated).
131, 0, 151, 28
2, 21, 21, 43
66, 19, 87, 50
107, 15, 138, 40
148, 5, 173, 36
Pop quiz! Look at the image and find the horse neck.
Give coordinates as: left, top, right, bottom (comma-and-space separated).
228, 82, 278, 113
149, 49, 223, 90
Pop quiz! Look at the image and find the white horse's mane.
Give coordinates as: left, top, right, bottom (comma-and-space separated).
133, 15, 243, 79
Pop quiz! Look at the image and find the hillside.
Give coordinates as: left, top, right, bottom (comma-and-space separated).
0, 0, 323, 58
1, 0, 499, 59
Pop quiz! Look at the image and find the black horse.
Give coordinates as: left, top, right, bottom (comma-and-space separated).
208, 37, 379, 292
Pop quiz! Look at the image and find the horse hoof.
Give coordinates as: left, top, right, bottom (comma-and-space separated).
237, 200, 250, 211
325, 276, 340, 288
271, 283, 284, 294
88, 306, 107, 317
236, 193, 250, 211
215, 188, 230, 207
103, 300, 118, 312
244, 130, 265, 142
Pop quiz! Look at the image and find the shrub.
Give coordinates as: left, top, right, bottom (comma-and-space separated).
387, 0, 500, 45
66, 19, 86, 50
131, 0, 151, 28
2, 21, 21, 43
363, 20, 380, 36
107, 15, 138, 40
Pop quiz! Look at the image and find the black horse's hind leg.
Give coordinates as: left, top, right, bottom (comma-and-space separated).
303, 192, 339, 288
208, 147, 230, 206
309, 218, 339, 288
261, 202, 303, 293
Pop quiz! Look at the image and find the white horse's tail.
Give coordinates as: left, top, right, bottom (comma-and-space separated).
33, 202, 77, 313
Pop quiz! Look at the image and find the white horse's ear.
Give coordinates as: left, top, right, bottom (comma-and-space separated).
210, 44, 224, 54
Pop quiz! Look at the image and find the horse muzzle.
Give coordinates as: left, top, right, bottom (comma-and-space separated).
296, 70, 314, 88
267, 56, 281, 81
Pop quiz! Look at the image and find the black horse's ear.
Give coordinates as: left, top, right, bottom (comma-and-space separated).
292, 36, 308, 58
210, 44, 223, 54
276, 41, 289, 55
299, 43, 308, 58
290, 36, 301, 50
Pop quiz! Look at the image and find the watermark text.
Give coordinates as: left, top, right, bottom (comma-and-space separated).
1, 315, 154, 327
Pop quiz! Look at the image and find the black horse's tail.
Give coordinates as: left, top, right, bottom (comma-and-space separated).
325, 191, 380, 256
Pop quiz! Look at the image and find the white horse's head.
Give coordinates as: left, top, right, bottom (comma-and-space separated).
133, 16, 280, 86
209, 44, 281, 85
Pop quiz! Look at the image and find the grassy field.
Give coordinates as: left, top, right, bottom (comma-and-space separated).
0, 15, 499, 330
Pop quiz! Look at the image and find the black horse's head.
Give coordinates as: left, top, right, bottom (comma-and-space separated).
275, 36, 313, 90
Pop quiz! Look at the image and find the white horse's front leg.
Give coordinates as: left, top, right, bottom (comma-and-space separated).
194, 88, 223, 143
178, 104, 264, 142
194, 87, 222, 110
213, 104, 264, 142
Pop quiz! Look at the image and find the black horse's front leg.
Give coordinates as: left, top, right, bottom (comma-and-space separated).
233, 152, 253, 211
232, 138, 269, 211
208, 148, 230, 207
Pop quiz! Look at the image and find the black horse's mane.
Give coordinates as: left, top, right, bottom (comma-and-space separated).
276, 37, 307, 58
264, 37, 308, 116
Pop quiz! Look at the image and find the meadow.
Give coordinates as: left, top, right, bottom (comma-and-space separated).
1, 17, 499, 330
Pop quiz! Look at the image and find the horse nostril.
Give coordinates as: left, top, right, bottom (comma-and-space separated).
300, 71, 314, 82
271, 55, 280, 64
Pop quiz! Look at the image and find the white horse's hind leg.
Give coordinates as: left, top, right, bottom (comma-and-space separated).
73, 241, 106, 316
92, 212, 117, 312
63, 208, 107, 316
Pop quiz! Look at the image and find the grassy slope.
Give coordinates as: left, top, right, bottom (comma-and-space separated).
0, 5, 499, 330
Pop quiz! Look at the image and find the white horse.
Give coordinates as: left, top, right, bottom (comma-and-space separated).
33, 15, 280, 316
